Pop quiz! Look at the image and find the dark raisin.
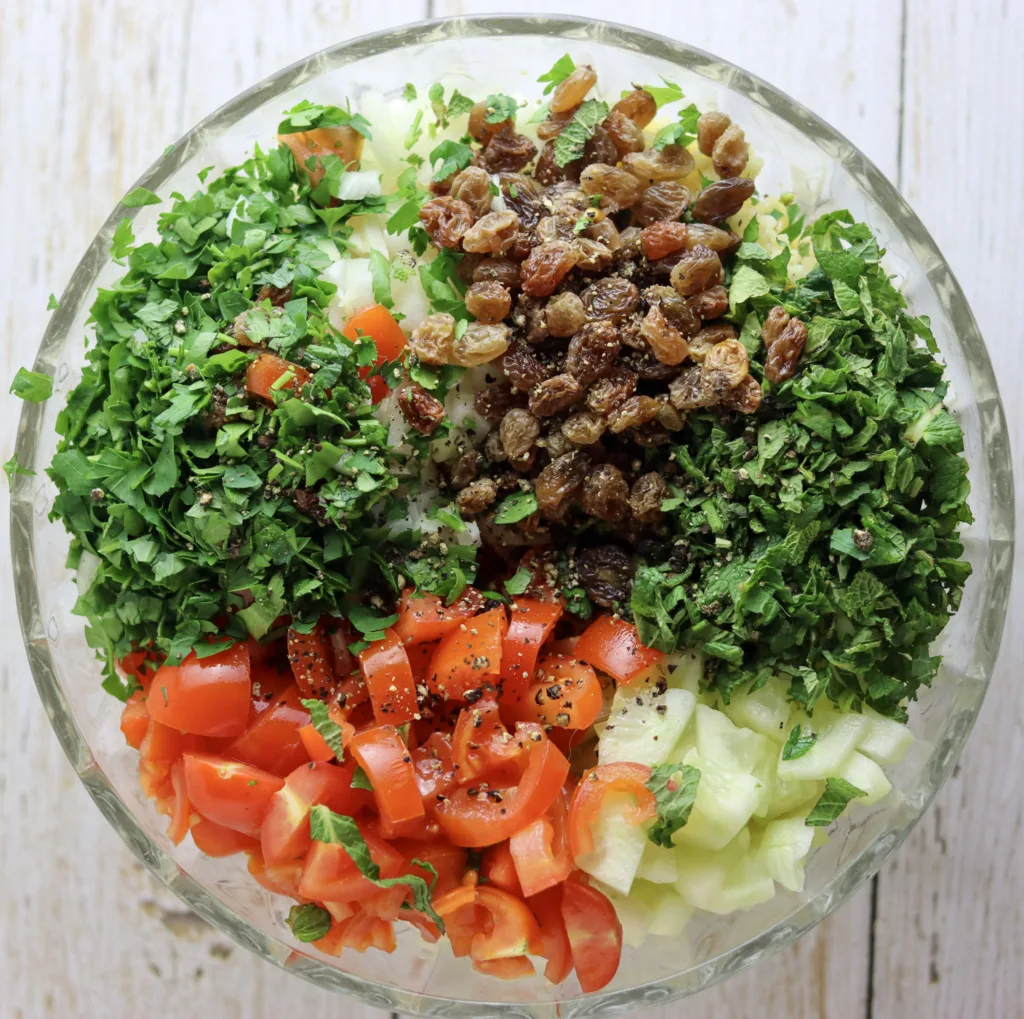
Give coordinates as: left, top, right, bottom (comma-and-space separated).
503, 340, 550, 391
474, 382, 523, 423
576, 544, 633, 607
521, 241, 579, 298
565, 320, 620, 384
689, 285, 729, 320
478, 125, 538, 174
722, 375, 763, 414
398, 384, 445, 435
580, 277, 639, 323
670, 244, 724, 296
529, 374, 583, 416
630, 472, 669, 524
632, 182, 690, 227
619, 348, 681, 381
534, 451, 590, 518
474, 257, 522, 290
580, 465, 630, 523
419, 196, 474, 249
257, 283, 293, 307
669, 366, 719, 411
449, 451, 483, 490
456, 478, 499, 516
583, 126, 619, 167
498, 173, 544, 229
534, 141, 580, 186
691, 177, 757, 223
764, 317, 808, 383
586, 368, 637, 414
500, 407, 541, 462
607, 395, 661, 433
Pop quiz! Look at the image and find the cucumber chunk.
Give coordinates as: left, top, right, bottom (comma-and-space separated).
776, 711, 867, 782
759, 816, 815, 892
599, 685, 696, 768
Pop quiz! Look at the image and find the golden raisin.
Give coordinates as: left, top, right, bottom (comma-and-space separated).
500, 408, 540, 461
462, 211, 521, 255
478, 126, 538, 174
640, 303, 689, 365
607, 395, 661, 433
603, 110, 646, 157
630, 472, 669, 524
534, 451, 591, 517
689, 285, 729, 320
612, 88, 657, 129
688, 323, 738, 362
697, 111, 732, 156
545, 292, 587, 337
550, 65, 598, 114
641, 221, 689, 260
419, 197, 474, 249
579, 163, 642, 211
580, 465, 630, 523
398, 384, 445, 435
691, 178, 756, 224
410, 313, 456, 365
562, 411, 606, 446
632, 182, 690, 227
465, 281, 512, 324
623, 145, 695, 185
452, 322, 510, 367
529, 374, 583, 417
469, 101, 511, 142
586, 368, 637, 415
450, 166, 494, 218
703, 339, 750, 392
764, 318, 808, 384
474, 257, 522, 290
521, 241, 579, 298
566, 320, 620, 384
456, 477, 499, 516
670, 244, 724, 297
721, 375, 763, 414
712, 124, 749, 178
581, 277, 639, 323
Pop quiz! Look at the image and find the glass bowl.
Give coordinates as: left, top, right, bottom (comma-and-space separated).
11, 14, 1014, 1016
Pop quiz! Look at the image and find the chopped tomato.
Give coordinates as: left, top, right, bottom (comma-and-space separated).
426, 605, 507, 702
297, 703, 354, 763
287, 624, 334, 698
246, 848, 303, 898
405, 641, 435, 685
568, 762, 656, 859
482, 841, 523, 897
500, 598, 563, 695
165, 760, 192, 846
342, 304, 407, 404
191, 817, 260, 857
226, 683, 311, 776
248, 661, 296, 719
510, 790, 572, 898
359, 630, 418, 726
451, 694, 525, 784
182, 753, 284, 836
261, 760, 374, 865
120, 691, 150, 749
505, 654, 603, 731
561, 879, 623, 992
396, 840, 467, 897
472, 956, 535, 980
529, 886, 574, 985
336, 913, 397, 953
410, 732, 458, 808
435, 731, 569, 848
574, 615, 664, 685
119, 649, 159, 689
246, 353, 312, 402
278, 126, 365, 186
139, 718, 204, 800
348, 725, 425, 828
298, 825, 404, 902
336, 670, 370, 712
146, 643, 251, 738
470, 885, 543, 961
394, 588, 484, 645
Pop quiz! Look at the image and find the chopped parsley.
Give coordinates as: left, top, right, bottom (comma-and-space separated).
652, 102, 700, 152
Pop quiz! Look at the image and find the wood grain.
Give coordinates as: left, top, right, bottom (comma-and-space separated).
871, 2, 1024, 1015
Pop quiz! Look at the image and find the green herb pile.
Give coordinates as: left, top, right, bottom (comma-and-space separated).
631, 210, 972, 721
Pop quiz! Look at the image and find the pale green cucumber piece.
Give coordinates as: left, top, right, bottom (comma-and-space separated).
759, 816, 815, 892
598, 685, 696, 768
776, 711, 867, 782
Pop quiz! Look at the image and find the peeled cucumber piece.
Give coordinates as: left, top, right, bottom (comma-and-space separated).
662, 650, 704, 694
674, 829, 775, 914
575, 794, 649, 895
776, 711, 867, 782
637, 842, 679, 884
761, 772, 824, 821
673, 749, 764, 851
631, 881, 694, 937
759, 816, 816, 892
599, 685, 696, 768
721, 678, 792, 741
597, 883, 653, 948
836, 750, 892, 806
857, 708, 914, 766
696, 704, 775, 774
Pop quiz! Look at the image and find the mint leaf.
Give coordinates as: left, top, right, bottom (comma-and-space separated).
300, 699, 345, 760
46, 293, 59, 311
111, 217, 135, 259
639, 78, 685, 109
782, 724, 817, 761
728, 265, 771, 310
805, 777, 866, 826
504, 566, 533, 596
493, 490, 537, 525
553, 100, 609, 167
122, 186, 161, 207
447, 90, 475, 118
10, 367, 52, 403
278, 99, 372, 139
308, 806, 444, 930
484, 93, 519, 123
538, 53, 575, 95
401, 83, 417, 102
346, 603, 399, 635
287, 902, 332, 942
351, 765, 373, 791
652, 102, 700, 152
646, 763, 701, 848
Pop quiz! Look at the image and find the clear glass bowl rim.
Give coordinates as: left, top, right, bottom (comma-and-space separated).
11, 12, 1014, 1016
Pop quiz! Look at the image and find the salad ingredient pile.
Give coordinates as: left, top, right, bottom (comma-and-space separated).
31, 54, 971, 992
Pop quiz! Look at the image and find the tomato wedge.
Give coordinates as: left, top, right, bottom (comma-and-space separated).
435, 884, 542, 961
504, 654, 604, 731
298, 703, 354, 763
394, 588, 484, 645
342, 304, 408, 404
574, 615, 664, 685
261, 760, 373, 865
427, 605, 507, 702
246, 353, 312, 402
182, 753, 284, 836
510, 790, 572, 898
278, 126, 365, 186
226, 683, 311, 776
247, 849, 303, 898
435, 731, 569, 848
561, 879, 623, 992
298, 825, 404, 902
500, 598, 563, 695
481, 841, 523, 897
287, 624, 335, 698
472, 957, 535, 980
164, 760, 192, 846
451, 694, 525, 784
191, 817, 260, 857
529, 886, 574, 985
147, 643, 251, 738
120, 691, 150, 749
359, 630, 418, 726
568, 762, 656, 858
348, 725, 425, 828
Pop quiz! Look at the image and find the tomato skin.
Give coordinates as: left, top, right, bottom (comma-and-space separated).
482, 842, 523, 897
246, 848, 303, 898
394, 588, 483, 645
574, 615, 664, 685
287, 624, 335, 698
182, 753, 284, 836
510, 789, 572, 898
500, 598, 563, 695
505, 654, 603, 731
451, 695, 525, 785
435, 733, 569, 848
359, 630, 418, 726
191, 817, 260, 857
138, 718, 207, 801
279, 126, 365, 186
472, 956, 535, 980
473, 886, 543, 961
568, 762, 656, 859
348, 725, 425, 828
261, 760, 373, 865
396, 840, 467, 897
342, 304, 407, 404
164, 760, 192, 846
246, 352, 312, 402
226, 683, 312, 777
529, 886, 574, 985
147, 644, 251, 738
298, 826, 404, 902
120, 691, 150, 749
561, 879, 623, 992
427, 605, 508, 702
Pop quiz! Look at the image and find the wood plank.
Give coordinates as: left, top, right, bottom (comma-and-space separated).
872, 2, 1024, 1015
0, 2, 421, 1017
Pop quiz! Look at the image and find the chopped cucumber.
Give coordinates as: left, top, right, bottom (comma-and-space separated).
857, 708, 914, 766
637, 842, 679, 884
575, 794, 649, 895
759, 816, 815, 892
721, 678, 791, 740
597, 882, 653, 948
599, 685, 696, 768
776, 710, 867, 782
674, 828, 775, 913
631, 881, 693, 937
761, 771, 824, 821
696, 704, 775, 774
662, 649, 703, 694
673, 749, 764, 851
836, 750, 892, 805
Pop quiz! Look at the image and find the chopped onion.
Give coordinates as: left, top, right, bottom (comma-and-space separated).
338, 171, 382, 200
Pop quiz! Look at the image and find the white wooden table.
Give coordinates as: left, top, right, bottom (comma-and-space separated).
1, 2, 1020, 1016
